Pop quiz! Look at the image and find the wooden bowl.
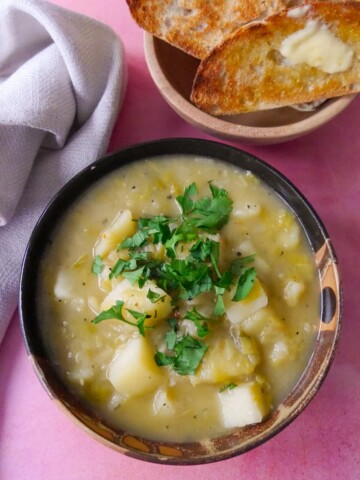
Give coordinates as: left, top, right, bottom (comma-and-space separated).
144, 34, 356, 145
19, 139, 342, 464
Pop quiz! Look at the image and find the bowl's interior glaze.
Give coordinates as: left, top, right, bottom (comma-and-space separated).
144, 34, 356, 144
20, 139, 342, 464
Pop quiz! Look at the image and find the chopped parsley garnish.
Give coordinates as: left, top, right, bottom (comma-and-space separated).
213, 286, 226, 316
164, 318, 178, 350
232, 267, 256, 301
231, 254, 256, 274
109, 258, 137, 279
119, 229, 148, 249
91, 182, 258, 375
219, 383, 237, 393
123, 266, 147, 286
91, 255, 103, 275
160, 258, 213, 300
176, 182, 233, 232
126, 309, 149, 337
91, 300, 151, 337
155, 333, 208, 376
146, 289, 166, 304
183, 308, 210, 338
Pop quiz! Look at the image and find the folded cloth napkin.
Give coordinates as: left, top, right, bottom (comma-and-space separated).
0, 0, 126, 343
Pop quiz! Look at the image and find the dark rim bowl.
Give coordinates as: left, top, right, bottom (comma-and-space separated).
19, 138, 342, 465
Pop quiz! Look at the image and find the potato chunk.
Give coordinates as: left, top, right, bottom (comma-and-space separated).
283, 279, 305, 307
100, 279, 172, 327
54, 269, 78, 300
276, 210, 300, 250
152, 388, 176, 416
241, 307, 294, 366
233, 201, 261, 219
192, 334, 259, 385
218, 381, 269, 429
94, 210, 136, 258
107, 336, 164, 400
224, 278, 268, 324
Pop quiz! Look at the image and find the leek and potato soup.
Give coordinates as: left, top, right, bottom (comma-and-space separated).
39, 156, 319, 442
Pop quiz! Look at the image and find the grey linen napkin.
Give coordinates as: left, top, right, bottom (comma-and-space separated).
0, 0, 126, 342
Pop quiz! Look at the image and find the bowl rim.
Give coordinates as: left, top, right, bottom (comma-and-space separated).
19, 138, 342, 464
143, 33, 356, 144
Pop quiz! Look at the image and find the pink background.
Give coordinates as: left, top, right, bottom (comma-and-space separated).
1, 1, 360, 478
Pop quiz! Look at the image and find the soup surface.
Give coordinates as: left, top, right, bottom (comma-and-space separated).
39, 155, 319, 442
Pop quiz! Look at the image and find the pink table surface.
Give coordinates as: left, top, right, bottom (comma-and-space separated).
1, 1, 360, 479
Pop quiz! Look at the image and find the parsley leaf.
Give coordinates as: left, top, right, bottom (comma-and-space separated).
119, 230, 149, 250
183, 308, 210, 338
177, 182, 233, 233
213, 286, 226, 316
161, 259, 213, 300
209, 240, 221, 278
176, 183, 197, 216
91, 301, 151, 337
126, 309, 151, 337
92, 300, 125, 323
91, 255, 103, 275
109, 258, 137, 279
123, 266, 146, 286
154, 351, 175, 367
172, 335, 208, 375
189, 238, 220, 276
231, 254, 256, 275
155, 334, 208, 375
137, 216, 172, 244
232, 267, 256, 301
129, 251, 148, 261
216, 271, 234, 290
208, 183, 229, 200
165, 318, 177, 350
146, 289, 166, 304
219, 383, 237, 393
164, 232, 186, 259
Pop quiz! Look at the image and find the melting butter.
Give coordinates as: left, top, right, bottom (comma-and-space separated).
280, 19, 353, 74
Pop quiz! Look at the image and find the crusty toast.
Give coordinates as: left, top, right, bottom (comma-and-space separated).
126, 0, 285, 59
191, 2, 360, 114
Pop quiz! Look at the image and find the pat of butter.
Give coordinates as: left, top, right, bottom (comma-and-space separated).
280, 19, 353, 74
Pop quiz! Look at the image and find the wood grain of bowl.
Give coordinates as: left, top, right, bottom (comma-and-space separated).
144, 33, 356, 145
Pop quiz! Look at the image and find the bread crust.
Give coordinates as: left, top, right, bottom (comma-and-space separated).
191, 2, 360, 114
126, 0, 285, 59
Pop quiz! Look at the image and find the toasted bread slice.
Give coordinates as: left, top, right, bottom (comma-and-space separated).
191, 2, 360, 114
126, 0, 285, 59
